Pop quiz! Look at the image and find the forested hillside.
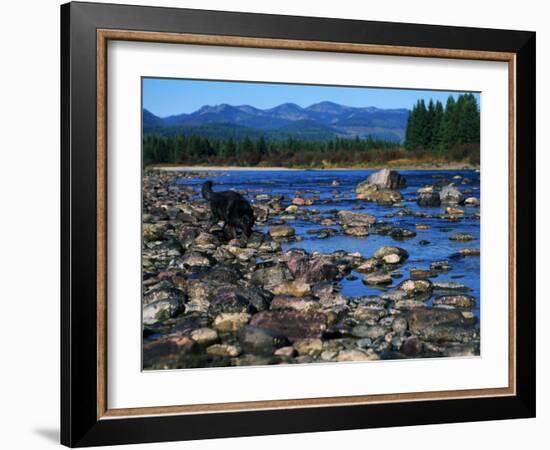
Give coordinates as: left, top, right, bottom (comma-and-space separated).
143, 94, 480, 167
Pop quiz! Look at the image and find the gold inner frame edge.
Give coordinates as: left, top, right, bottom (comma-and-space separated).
96, 29, 517, 420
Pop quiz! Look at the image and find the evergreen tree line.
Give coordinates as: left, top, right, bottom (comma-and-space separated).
404, 93, 480, 152
143, 134, 400, 166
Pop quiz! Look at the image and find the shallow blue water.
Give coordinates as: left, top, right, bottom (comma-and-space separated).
179, 169, 480, 318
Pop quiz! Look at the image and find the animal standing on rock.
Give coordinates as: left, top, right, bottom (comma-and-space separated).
201, 180, 255, 239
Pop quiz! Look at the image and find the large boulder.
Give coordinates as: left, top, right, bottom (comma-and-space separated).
356, 169, 406, 191
440, 185, 465, 205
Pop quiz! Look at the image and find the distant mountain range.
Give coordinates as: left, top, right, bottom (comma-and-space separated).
143, 101, 409, 142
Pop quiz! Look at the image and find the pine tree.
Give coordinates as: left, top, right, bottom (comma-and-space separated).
432, 100, 445, 151
439, 96, 457, 151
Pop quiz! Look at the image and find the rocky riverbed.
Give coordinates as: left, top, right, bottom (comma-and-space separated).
142, 168, 480, 370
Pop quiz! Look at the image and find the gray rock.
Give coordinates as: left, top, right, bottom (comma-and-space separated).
440, 185, 465, 205
417, 191, 441, 207
338, 210, 376, 227
449, 233, 476, 242
351, 325, 387, 339
391, 317, 408, 333
238, 325, 288, 355
363, 271, 393, 285
433, 295, 476, 309
373, 246, 409, 262
143, 297, 183, 325
357, 169, 406, 191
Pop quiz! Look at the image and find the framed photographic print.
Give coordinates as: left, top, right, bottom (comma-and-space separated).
61, 1, 536, 447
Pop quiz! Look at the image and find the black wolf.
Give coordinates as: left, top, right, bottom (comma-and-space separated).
201, 181, 255, 239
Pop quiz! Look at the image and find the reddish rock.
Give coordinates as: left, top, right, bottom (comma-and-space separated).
286, 253, 339, 283
402, 336, 423, 356
143, 335, 195, 368
406, 308, 468, 333
250, 311, 327, 339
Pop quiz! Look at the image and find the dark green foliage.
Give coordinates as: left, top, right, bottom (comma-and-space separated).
143, 133, 400, 166
404, 94, 479, 152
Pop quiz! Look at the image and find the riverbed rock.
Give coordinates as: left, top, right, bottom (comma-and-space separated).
274, 346, 295, 357
373, 246, 409, 263
356, 185, 403, 205
352, 324, 388, 339
336, 348, 380, 361
181, 251, 214, 268
402, 336, 423, 356
143, 335, 196, 368
391, 317, 408, 333
209, 287, 255, 315
271, 280, 311, 297
293, 338, 323, 356
430, 261, 451, 271
338, 210, 376, 227
250, 264, 292, 289
393, 299, 427, 310
398, 279, 433, 298
433, 281, 470, 291
286, 253, 339, 284
143, 287, 184, 306
363, 271, 393, 285
442, 343, 480, 357
356, 257, 382, 273
190, 327, 219, 345
270, 296, 320, 313
459, 248, 480, 256
417, 191, 441, 207
354, 305, 388, 322
343, 226, 370, 237
420, 324, 478, 343
389, 228, 416, 240
212, 312, 251, 332
250, 311, 327, 339
238, 325, 288, 355
357, 169, 406, 191
440, 185, 465, 204
446, 207, 464, 215
206, 344, 241, 357
433, 295, 476, 309
449, 232, 476, 241
143, 297, 183, 325
268, 226, 295, 239
406, 308, 469, 332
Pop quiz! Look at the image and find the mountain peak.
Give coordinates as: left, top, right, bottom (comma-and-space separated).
143, 101, 408, 142
196, 103, 236, 114
268, 102, 303, 112
307, 101, 351, 113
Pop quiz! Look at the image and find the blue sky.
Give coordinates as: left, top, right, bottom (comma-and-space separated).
143, 77, 480, 118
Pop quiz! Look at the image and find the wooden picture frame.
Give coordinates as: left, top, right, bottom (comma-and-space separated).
61, 1, 536, 447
